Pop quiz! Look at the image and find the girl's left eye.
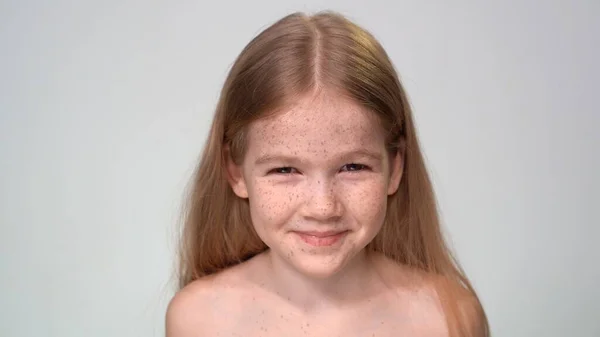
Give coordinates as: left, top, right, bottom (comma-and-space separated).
341, 163, 368, 172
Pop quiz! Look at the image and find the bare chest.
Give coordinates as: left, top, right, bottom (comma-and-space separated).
211, 301, 447, 337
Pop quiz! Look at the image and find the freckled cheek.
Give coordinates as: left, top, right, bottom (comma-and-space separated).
249, 182, 300, 226
342, 180, 388, 223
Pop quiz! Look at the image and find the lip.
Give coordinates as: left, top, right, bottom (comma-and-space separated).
293, 230, 348, 247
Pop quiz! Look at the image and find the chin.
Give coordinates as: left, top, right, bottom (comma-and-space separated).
264, 232, 371, 279
286, 242, 364, 279
291, 257, 349, 279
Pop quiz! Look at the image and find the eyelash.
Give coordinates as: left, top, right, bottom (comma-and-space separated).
268, 163, 369, 175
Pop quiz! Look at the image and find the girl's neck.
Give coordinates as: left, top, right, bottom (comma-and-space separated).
261, 249, 383, 312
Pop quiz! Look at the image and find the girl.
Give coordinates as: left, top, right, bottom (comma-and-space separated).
167, 10, 489, 337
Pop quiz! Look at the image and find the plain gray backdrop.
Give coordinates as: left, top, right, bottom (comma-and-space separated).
1, 0, 598, 336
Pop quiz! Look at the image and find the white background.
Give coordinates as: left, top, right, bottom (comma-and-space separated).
1, 1, 598, 336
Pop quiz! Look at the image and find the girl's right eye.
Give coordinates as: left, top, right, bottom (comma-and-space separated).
268, 167, 298, 175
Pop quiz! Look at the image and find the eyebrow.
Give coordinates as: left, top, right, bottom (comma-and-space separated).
254, 149, 384, 166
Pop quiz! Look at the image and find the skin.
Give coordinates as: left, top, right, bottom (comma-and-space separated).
166, 91, 453, 336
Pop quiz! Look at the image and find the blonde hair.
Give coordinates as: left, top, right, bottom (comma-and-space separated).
176, 10, 489, 336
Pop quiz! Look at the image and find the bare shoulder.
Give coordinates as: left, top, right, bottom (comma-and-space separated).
165, 259, 263, 337
430, 275, 488, 337
372, 255, 448, 335
373, 254, 486, 336
165, 276, 221, 337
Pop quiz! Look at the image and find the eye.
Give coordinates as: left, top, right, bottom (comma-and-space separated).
340, 163, 368, 172
268, 167, 298, 175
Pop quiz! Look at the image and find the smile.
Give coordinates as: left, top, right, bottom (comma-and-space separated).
293, 230, 349, 247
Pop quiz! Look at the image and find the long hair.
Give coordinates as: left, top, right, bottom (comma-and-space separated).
176, 10, 489, 336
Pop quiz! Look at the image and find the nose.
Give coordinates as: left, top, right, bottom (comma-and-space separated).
301, 178, 343, 222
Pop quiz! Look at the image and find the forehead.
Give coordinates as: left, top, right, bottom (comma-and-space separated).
246, 93, 386, 156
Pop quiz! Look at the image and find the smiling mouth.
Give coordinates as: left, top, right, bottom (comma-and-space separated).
293, 230, 349, 247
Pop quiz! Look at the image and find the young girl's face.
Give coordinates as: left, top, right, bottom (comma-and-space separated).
228, 91, 403, 278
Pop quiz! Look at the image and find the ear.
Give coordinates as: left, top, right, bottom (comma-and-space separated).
223, 145, 249, 199
387, 140, 405, 196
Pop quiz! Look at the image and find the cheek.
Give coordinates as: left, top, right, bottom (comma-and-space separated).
247, 180, 299, 226
342, 178, 388, 225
